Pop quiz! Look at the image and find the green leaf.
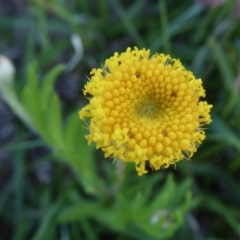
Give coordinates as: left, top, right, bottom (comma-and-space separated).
39, 65, 65, 147
150, 175, 176, 208
203, 196, 240, 237
40, 64, 65, 115
208, 37, 234, 91
12, 220, 33, 240
159, 0, 171, 54
109, 0, 145, 47
208, 37, 238, 117
44, 94, 63, 147
64, 111, 83, 155
32, 199, 64, 240
21, 62, 44, 132
57, 201, 101, 223
151, 3, 204, 52
189, 163, 240, 203
61, 111, 105, 195
209, 116, 240, 152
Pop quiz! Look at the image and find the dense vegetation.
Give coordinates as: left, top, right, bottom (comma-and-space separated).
1, 0, 240, 239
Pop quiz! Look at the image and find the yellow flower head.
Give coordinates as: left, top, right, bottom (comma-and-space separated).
79, 47, 212, 176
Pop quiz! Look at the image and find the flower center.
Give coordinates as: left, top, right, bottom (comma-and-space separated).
135, 99, 162, 119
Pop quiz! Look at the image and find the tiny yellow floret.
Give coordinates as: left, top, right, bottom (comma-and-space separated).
79, 47, 212, 176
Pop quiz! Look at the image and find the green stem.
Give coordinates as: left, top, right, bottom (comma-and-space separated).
1, 86, 34, 130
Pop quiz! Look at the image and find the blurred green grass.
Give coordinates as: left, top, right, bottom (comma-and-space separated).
0, 0, 240, 239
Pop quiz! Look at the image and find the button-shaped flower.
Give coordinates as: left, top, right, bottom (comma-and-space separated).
79, 48, 212, 176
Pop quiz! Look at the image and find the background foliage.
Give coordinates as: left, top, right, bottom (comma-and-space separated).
1, 0, 240, 239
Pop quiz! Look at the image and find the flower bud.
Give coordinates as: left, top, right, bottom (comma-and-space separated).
0, 55, 15, 89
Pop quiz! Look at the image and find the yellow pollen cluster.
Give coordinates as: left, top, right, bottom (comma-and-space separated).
79, 47, 212, 176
